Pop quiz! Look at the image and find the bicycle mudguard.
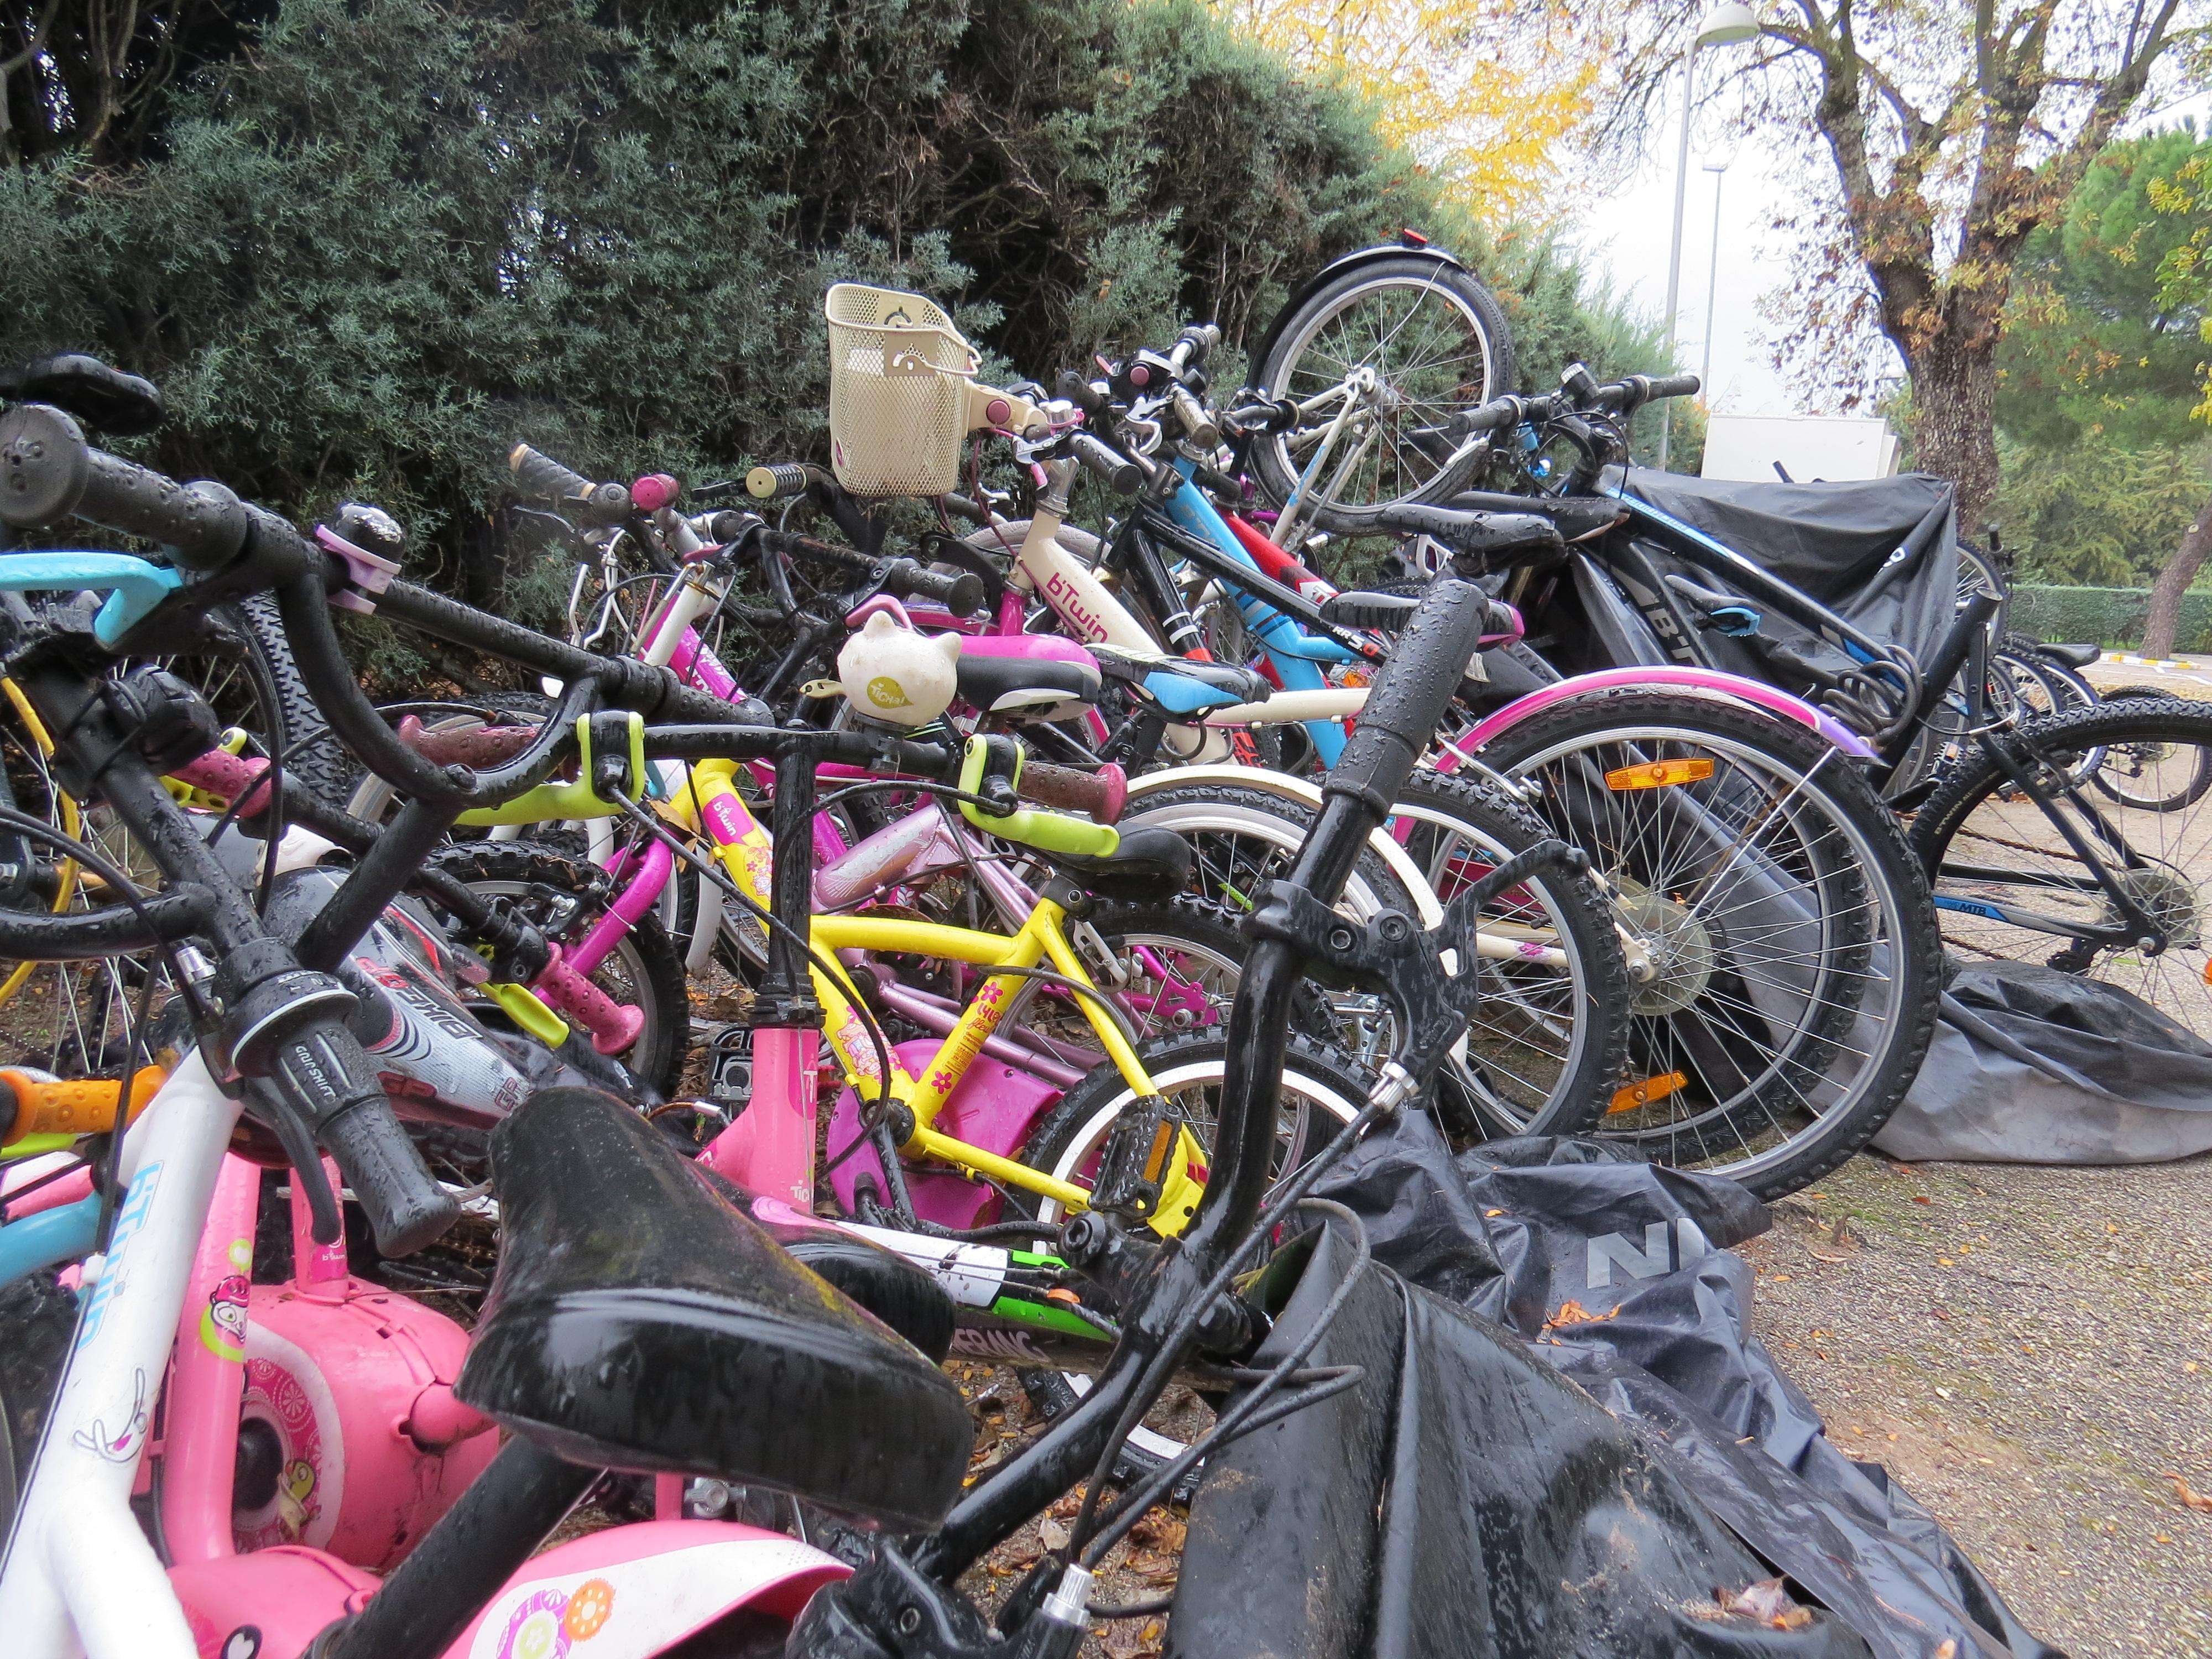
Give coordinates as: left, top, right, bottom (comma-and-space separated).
1446, 666, 1880, 762
162, 1521, 844, 1659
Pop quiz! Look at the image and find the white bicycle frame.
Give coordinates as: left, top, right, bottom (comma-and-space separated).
0, 1051, 237, 1659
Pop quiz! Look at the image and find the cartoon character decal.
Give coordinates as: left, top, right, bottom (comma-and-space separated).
72, 1367, 150, 1463
234, 1357, 327, 1550
201, 1272, 251, 1361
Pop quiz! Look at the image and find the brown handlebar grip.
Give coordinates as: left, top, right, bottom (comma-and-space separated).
1015, 761, 1128, 826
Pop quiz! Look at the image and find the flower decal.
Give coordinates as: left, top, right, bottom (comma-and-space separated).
561, 1578, 615, 1641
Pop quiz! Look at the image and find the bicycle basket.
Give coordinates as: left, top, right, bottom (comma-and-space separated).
825, 284, 980, 497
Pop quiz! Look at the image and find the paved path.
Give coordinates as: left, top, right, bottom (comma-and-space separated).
1743, 1151, 2212, 1656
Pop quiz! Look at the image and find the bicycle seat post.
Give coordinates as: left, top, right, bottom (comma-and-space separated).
727, 734, 828, 1208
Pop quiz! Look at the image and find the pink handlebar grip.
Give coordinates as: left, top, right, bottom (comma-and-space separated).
532, 945, 646, 1055
172, 748, 272, 817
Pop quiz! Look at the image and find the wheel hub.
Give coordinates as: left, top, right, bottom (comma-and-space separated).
1615, 878, 1718, 1018
2103, 865, 2201, 952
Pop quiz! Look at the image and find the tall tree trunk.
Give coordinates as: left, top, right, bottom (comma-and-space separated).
1905, 332, 2001, 530
2140, 493, 2212, 659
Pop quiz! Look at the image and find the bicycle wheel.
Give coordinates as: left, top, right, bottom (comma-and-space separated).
1480, 691, 1940, 1198
1248, 255, 1516, 526
1115, 780, 1425, 922
1384, 768, 1627, 1136
425, 840, 689, 1096
1910, 700, 2212, 1038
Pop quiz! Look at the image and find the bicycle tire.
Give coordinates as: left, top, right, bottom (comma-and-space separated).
1909, 701, 2212, 1035
216, 593, 359, 810
1479, 690, 1941, 1198
426, 839, 689, 1097
1248, 255, 1517, 526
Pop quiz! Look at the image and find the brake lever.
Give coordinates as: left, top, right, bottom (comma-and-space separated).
244, 1076, 345, 1245
1243, 839, 1588, 1109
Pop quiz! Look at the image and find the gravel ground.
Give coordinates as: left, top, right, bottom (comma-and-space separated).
1740, 1150, 2212, 1657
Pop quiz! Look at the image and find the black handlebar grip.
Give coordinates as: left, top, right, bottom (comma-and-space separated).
0, 404, 253, 568
1015, 760, 1128, 825
1453, 397, 1525, 435
884, 559, 986, 618
1069, 434, 1141, 495
1326, 578, 1493, 818
1646, 374, 1701, 400
268, 1021, 458, 1256
509, 443, 631, 524
1055, 371, 1109, 418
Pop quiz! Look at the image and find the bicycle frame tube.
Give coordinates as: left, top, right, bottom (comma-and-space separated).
1156, 465, 1356, 765
0, 1051, 238, 1659
677, 759, 1139, 1213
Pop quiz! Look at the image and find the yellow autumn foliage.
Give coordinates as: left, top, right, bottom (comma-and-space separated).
1215, 0, 1599, 225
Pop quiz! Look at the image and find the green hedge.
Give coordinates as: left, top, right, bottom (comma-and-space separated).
2009, 584, 2212, 654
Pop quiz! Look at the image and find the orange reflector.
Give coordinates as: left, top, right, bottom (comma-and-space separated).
1605, 758, 1715, 791
1609, 1071, 1688, 1114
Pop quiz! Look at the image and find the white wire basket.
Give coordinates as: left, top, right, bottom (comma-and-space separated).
825, 283, 982, 497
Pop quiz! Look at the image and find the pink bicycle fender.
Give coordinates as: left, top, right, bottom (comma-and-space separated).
1445, 667, 1877, 763
437, 1521, 848, 1659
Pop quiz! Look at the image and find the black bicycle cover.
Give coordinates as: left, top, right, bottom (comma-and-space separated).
1166, 1115, 2057, 1659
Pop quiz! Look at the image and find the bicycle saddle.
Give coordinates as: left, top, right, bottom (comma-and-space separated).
1442, 488, 1624, 541
1041, 825, 1194, 905
1347, 503, 1568, 564
457, 1086, 972, 1528
955, 634, 1100, 719
0, 354, 165, 436
2040, 641, 2100, 669
1090, 645, 1272, 712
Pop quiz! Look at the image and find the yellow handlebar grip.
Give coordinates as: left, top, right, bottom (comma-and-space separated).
0, 1066, 164, 1146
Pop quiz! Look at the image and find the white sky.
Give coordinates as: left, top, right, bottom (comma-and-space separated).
1567, 76, 2212, 420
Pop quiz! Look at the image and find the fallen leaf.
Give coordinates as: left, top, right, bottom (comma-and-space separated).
1102, 1617, 1164, 1659
1912, 1195, 1932, 1205
1936, 1642, 1958, 1659
1130, 1510, 1188, 1553
1544, 1299, 1619, 1329
1715, 1578, 1812, 1630
2163, 1473, 2212, 1512
1039, 1517, 1073, 1551
1484, 1208, 1505, 1218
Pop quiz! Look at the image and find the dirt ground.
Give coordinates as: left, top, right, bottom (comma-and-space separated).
1741, 1150, 2212, 1657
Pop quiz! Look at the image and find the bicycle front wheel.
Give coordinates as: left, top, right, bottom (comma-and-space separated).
1480, 691, 1940, 1198
1908, 698, 2212, 1039
1248, 254, 1515, 526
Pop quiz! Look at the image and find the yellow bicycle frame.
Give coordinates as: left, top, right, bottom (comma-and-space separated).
675, 757, 1208, 1226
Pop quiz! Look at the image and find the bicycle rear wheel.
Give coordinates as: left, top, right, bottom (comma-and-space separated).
1479, 691, 1940, 1198
1908, 699, 2212, 1038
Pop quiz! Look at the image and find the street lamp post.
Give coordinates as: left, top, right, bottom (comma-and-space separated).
1700, 151, 1733, 393
1656, 2, 1759, 471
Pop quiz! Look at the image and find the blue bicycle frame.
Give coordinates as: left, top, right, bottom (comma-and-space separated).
1159, 458, 1358, 766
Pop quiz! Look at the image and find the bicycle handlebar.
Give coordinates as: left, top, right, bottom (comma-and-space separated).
1068, 434, 1142, 495
1, 404, 253, 569
1012, 759, 1127, 825
745, 461, 831, 502
508, 443, 632, 526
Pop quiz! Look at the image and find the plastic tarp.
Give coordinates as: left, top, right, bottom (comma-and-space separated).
1168, 1119, 2057, 1659
1877, 961, 2212, 1164
1599, 469, 1961, 750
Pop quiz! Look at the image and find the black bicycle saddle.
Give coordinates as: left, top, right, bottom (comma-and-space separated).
2039, 641, 2101, 669
1041, 825, 1194, 906
457, 1086, 972, 1529
0, 355, 165, 436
